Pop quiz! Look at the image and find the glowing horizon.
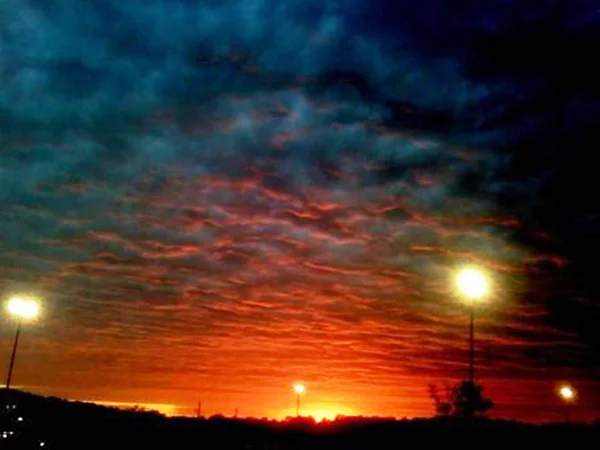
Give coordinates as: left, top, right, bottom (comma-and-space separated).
79, 398, 366, 421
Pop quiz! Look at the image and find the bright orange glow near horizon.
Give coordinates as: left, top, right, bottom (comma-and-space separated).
92, 400, 180, 417
84, 394, 362, 421
82, 398, 358, 422
3, 300, 600, 423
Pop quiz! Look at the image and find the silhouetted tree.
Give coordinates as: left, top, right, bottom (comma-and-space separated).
428, 384, 452, 417
450, 381, 493, 418
127, 405, 147, 413
429, 381, 493, 418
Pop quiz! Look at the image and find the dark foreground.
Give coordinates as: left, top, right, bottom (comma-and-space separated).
1, 390, 598, 449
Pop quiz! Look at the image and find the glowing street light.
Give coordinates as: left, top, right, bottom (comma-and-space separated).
456, 268, 488, 301
294, 384, 305, 417
455, 267, 489, 383
559, 385, 575, 401
4, 295, 41, 389
558, 384, 576, 422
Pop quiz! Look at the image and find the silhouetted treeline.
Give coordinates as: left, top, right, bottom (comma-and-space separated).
1, 390, 598, 449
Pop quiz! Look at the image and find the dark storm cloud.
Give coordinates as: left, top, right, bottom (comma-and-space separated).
1, 0, 598, 419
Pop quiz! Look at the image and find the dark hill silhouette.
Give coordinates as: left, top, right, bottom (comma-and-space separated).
1, 389, 598, 449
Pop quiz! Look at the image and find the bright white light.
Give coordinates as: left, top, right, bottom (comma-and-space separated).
40, 442, 45, 447
6, 296, 40, 320
559, 385, 576, 401
17, 417, 23, 422
456, 267, 489, 300
294, 384, 306, 394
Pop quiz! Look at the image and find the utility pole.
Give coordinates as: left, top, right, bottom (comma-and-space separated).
196, 400, 202, 418
6, 321, 22, 389
469, 306, 475, 384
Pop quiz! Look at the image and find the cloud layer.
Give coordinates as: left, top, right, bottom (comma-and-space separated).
1, 0, 599, 420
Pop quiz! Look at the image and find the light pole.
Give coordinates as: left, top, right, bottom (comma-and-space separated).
5, 296, 40, 389
455, 267, 489, 384
293, 384, 305, 417
558, 385, 576, 422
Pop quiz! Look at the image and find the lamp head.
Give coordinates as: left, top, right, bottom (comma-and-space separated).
6, 295, 40, 321
294, 384, 306, 395
456, 267, 489, 301
559, 385, 576, 402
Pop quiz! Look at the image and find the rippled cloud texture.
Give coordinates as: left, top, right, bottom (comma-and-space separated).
1, 0, 599, 421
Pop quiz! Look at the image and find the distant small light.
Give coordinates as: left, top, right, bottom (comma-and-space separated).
559, 385, 576, 401
2, 431, 8, 439
17, 417, 23, 422
40, 442, 46, 447
294, 384, 306, 394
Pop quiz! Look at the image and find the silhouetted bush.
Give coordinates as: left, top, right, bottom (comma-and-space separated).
450, 381, 494, 418
429, 380, 493, 418
428, 384, 452, 417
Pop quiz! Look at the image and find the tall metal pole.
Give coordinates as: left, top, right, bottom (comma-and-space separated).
469, 306, 475, 384
6, 320, 22, 389
296, 393, 300, 417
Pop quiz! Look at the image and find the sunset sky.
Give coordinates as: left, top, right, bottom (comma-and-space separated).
1, 0, 599, 422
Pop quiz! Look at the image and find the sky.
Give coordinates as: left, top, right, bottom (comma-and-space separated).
1, 0, 599, 422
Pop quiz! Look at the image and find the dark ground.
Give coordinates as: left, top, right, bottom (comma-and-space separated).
1, 389, 598, 449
